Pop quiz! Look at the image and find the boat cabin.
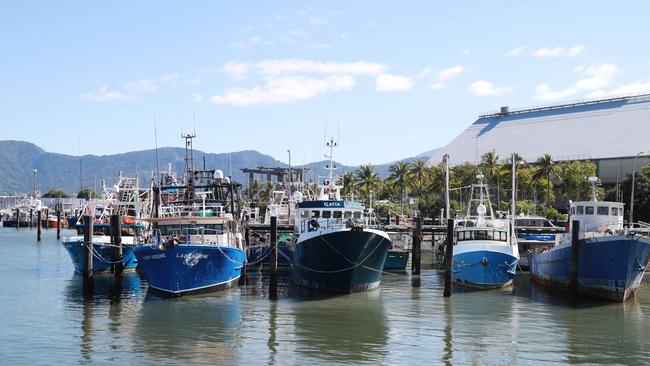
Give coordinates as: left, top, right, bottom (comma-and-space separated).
455, 227, 510, 245
295, 200, 364, 234
569, 200, 624, 233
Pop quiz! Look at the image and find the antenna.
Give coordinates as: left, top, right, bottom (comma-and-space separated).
154, 115, 160, 180
325, 137, 338, 187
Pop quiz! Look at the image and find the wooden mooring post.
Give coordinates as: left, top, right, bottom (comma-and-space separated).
82, 215, 94, 295
29, 209, 33, 228
15, 208, 20, 229
110, 214, 123, 282
569, 220, 580, 295
44, 208, 49, 228
36, 210, 42, 241
411, 217, 422, 275
443, 218, 454, 297
269, 216, 278, 300
56, 210, 61, 240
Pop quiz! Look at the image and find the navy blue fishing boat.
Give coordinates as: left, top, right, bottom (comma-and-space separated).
289, 138, 391, 293
134, 134, 246, 297
529, 177, 650, 301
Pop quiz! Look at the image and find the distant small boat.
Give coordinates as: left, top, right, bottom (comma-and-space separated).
515, 215, 562, 267
529, 177, 650, 301
41, 214, 67, 228
383, 250, 409, 271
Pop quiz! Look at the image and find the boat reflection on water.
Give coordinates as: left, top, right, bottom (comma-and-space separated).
132, 290, 242, 364
63, 271, 144, 303
291, 289, 388, 364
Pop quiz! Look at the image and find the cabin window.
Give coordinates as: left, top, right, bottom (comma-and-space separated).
333, 211, 342, 219
576, 206, 584, 215
486, 230, 494, 240
322, 211, 332, 219
474, 230, 488, 240
597, 207, 609, 215
570, 207, 576, 215
301, 210, 310, 218
500, 231, 508, 241
311, 211, 320, 218
585, 206, 594, 215
611, 207, 618, 216
344, 211, 352, 219
353, 212, 362, 219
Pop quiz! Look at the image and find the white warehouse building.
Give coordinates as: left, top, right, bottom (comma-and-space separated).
428, 93, 650, 184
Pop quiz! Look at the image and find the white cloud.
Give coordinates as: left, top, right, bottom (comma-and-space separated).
438, 65, 463, 81
230, 36, 262, 48
124, 79, 158, 93
310, 43, 331, 50
375, 74, 413, 92
506, 46, 525, 56
309, 16, 326, 25
81, 86, 136, 102
587, 80, 650, 99
468, 80, 512, 96
418, 67, 433, 79
254, 59, 386, 77
211, 75, 355, 106
222, 60, 250, 80
534, 63, 620, 101
192, 93, 203, 103
567, 44, 585, 57
532, 47, 564, 57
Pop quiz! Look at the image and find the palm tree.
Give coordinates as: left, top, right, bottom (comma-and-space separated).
532, 153, 561, 207
341, 171, 358, 199
408, 159, 430, 197
356, 164, 380, 205
388, 161, 410, 214
481, 151, 501, 203
247, 178, 263, 204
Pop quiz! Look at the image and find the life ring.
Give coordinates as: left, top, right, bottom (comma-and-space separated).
122, 216, 136, 225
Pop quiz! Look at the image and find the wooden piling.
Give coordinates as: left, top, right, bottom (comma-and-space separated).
443, 218, 454, 297
15, 208, 20, 229
29, 209, 33, 228
83, 215, 94, 294
110, 214, 123, 281
569, 220, 580, 295
269, 216, 278, 300
44, 208, 49, 228
36, 210, 42, 241
411, 217, 422, 275
56, 210, 61, 240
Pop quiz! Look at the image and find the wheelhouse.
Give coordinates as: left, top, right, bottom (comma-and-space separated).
569, 200, 624, 232
455, 227, 510, 245
295, 200, 365, 234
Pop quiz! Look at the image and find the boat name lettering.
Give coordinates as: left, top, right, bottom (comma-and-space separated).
143, 253, 166, 260
323, 202, 343, 207
176, 253, 208, 260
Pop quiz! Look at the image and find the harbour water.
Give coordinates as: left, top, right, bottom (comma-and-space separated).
2, 227, 650, 365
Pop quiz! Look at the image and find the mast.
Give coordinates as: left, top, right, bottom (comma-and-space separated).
325, 137, 337, 188
182, 133, 196, 200
444, 154, 450, 221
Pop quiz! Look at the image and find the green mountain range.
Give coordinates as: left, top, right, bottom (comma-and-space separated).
0, 140, 438, 195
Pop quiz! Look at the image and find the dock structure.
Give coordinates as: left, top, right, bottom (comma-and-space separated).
241, 166, 308, 188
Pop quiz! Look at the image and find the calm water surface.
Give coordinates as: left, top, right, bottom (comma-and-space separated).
1, 227, 649, 365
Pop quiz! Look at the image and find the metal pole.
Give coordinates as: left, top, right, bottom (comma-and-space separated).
443, 218, 454, 297
630, 152, 643, 225
269, 216, 278, 300
444, 154, 450, 220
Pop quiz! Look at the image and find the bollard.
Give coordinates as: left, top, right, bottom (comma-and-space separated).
411, 217, 422, 275
443, 219, 455, 297
29, 209, 33, 228
56, 210, 61, 240
269, 216, 278, 300
110, 214, 123, 281
36, 210, 42, 241
83, 215, 94, 295
569, 220, 580, 295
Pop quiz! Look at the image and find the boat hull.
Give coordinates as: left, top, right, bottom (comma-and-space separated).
2, 220, 30, 227
529, 236, 650, 301
134, 244, 247, 297
62, 239, 138, 273
291, 228, 391, 293
452, 243, 518, 289
383, 250, 409, 271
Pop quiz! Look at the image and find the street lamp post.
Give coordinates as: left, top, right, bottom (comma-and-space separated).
630, 151, 645, 226
287, 149, 292, 193
33, 169, 38, 197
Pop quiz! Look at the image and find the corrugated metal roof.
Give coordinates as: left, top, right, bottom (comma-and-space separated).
428, 94, 650, 165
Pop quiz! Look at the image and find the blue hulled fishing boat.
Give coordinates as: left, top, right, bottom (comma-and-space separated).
134, 134, 246, 297
289, 138, 391, 293
452, 173, 519, 289
62, 175, 147, 273
529, 177, 650, 301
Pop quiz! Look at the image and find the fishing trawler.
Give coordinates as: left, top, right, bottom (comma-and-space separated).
288, 138, 391, 293
528, 177, 650, 301
134, 134, 247, 297
1, 195, 42, 227
62, 175, 147, 273
452, 173, 519, 288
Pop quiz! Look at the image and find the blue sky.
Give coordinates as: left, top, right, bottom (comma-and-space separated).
1, 1, 649, 166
